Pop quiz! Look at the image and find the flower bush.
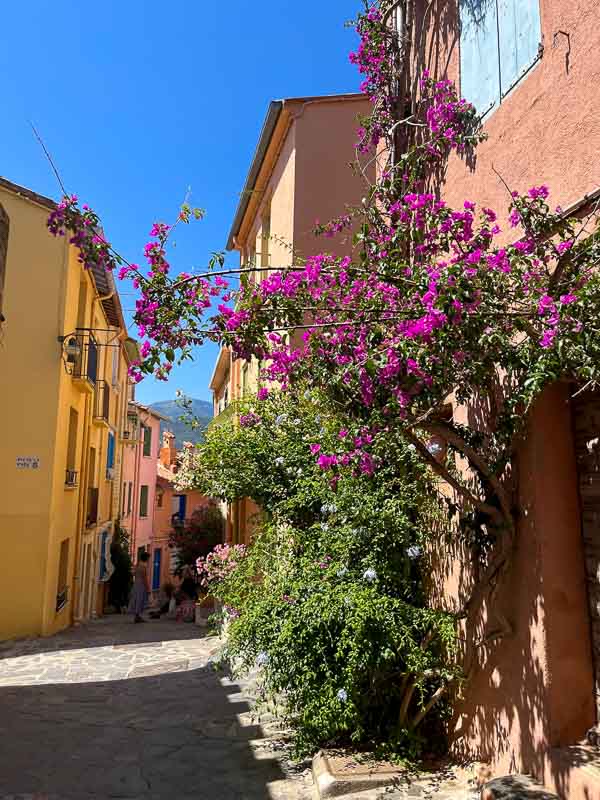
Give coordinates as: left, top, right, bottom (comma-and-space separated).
196, 543, 247, 592
182, 391, 458, 756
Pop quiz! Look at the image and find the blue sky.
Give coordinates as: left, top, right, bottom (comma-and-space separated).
1, 1, 361, 404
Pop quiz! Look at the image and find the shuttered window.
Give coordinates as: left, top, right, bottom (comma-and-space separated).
106, 431, 115, 470
143, 425, 152, 457
140, 485, 149, 518
459, 0, 541, 114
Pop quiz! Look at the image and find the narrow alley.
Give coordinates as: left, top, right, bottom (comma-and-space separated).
0, 617, 313, 800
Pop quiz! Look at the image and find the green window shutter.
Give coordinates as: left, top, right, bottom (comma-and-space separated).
140, 485, 149, 517
143, 425, 152, 457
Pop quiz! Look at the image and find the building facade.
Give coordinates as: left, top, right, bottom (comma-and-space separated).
406, 0, 600, 794
0, 177, 131, 639
153, 431, 213, 590
211, 93, 374, 545
119, 401, 164, 567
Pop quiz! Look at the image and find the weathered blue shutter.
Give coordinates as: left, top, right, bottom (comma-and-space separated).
178, 494, 187, 521
152, 548, 162, 591
497, 0, 541, 97
107, 432, 115, 469
459, 0, 500, 115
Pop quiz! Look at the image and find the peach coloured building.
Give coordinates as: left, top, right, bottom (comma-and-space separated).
152, 431, 213, 589
403, 1, 600, 796
211, 92, 374, 546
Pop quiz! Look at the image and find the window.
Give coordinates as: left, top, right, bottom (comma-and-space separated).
106, 431, 115, 478
56, 538, 70, 612
111, 346, 119, 387
142, 425, 152, 457
88, 446, 97, 487
139, 485, 149, 518
460, 0, 541, 115
259, 202, 271, 279
65, 408, 78, 486
122, 481, 126, 516
127, 482, 133, 516
156, 489, 164, 509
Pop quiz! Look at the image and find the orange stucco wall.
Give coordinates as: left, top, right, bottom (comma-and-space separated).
414, 0, 600, 788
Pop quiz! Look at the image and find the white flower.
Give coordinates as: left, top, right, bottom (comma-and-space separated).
315, 415, 321, 425
296, 468, 303, 476
293, 418, 301, 425
304, 390, 312, 401
407, 444, 416, 452
363, 568, 377, 583
337, 567, 348, 578
407, 546, 422, 560
275, 456, 285, 466
427, 441, 442, 455
256, 652, 269, 667
275, 414, 287, 426
175, 389, 182, 398
337, 689, 348, 702
320, 523, 329, 531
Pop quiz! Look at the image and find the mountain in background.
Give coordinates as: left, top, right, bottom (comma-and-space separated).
149, 398, 213, 448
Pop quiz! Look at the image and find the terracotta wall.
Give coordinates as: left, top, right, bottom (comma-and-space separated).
413, 0, 600, 784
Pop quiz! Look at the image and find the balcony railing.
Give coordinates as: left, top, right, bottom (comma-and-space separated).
93, 380, 110, 425
86, 487, 99, 527
65, 468, 78, 487
71, 334, 98, 387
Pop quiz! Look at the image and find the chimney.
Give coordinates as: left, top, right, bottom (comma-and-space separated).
159, 431, 177, 467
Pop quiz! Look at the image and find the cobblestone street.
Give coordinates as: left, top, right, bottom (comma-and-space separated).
0, 616, 313, 800
0, 617, 480, 800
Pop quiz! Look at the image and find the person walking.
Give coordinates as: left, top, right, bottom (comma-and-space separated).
129, 551, 150, 623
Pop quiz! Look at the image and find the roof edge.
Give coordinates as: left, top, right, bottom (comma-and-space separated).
226, 101, 283, 251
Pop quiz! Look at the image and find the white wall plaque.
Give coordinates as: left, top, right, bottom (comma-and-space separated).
16, 456, 40, 470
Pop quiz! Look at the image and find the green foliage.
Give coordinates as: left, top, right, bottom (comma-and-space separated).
108, 518, 133, 611
168, 504, 225, 572
184, 391, 458, 757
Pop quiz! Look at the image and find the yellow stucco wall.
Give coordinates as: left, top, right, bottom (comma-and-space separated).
0, 185, 130, 640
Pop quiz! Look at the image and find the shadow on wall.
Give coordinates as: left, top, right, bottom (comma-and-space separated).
0, 661, 289, 798
428, 381, 595, 791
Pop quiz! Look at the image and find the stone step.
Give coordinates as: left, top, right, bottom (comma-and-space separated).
482, 775, 558, 800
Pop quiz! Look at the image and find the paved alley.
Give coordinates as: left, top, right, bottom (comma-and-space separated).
0, 616, 313, 800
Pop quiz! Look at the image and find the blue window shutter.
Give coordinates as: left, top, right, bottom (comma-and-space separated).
152, 548, 162, 591
459, 0, 500, 115
107, 432, 115, 469
179, 494, 187, 520
497, 0, 541, 97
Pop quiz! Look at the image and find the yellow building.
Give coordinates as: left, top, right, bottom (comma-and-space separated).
0, 177, 132, 640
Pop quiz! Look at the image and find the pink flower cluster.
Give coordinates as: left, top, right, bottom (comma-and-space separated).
196, 543, 247, 588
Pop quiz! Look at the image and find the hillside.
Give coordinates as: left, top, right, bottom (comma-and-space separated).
149, 398, 213, 447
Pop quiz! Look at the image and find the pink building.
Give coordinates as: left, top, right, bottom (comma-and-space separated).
119, 402, 164, 588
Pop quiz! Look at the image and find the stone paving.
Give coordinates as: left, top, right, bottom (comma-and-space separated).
0, 615, 313, 800
0, 616, 479, 800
